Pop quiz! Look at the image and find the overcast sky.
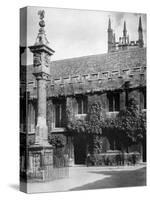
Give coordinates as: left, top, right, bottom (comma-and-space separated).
20, 6, 146, 64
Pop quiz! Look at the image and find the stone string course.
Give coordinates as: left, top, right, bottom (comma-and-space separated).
27, 65, 146, 98
50, 65, 145, 85
46, 66, 146, 97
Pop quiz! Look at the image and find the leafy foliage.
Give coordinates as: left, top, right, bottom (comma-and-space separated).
87, 152, 141, 166
86, 101, 105, 135
48, 134, 65, 148
136, 111, 146, 141
67, 119, 87, 134
67, 100, 106, 154
66, 97, 87, 134
66, 97, 146, 153
104, 98, 146, 151
67, 100, 105, 136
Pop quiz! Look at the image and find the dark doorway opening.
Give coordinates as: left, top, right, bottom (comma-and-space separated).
74, 134, 87, 164
143, 138, 146, 162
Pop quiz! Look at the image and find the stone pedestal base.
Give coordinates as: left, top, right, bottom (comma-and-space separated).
35, 121, 49, 145
28, 144, 53, 181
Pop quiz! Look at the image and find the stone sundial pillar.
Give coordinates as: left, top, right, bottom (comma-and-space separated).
29, 10, 55, 146
28, 10, 55, 181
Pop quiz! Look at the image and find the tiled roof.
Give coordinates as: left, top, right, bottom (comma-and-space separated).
25, 47, 146, 81
50, 47, 146, 79
23, 47, 146, 98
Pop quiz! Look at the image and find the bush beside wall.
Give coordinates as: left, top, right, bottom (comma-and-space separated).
86, 152, 141, 166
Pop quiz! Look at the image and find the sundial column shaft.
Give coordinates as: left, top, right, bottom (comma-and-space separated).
37, 79, 47, 121
35, 76, 48, 144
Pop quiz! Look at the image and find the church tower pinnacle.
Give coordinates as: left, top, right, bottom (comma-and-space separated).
138, 16, 144, 48
107, 18, 113, 52
122, 21, 129, 49
123, 21, 127, 37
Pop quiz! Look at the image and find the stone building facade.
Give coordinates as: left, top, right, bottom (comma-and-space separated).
20, 17, 146, 166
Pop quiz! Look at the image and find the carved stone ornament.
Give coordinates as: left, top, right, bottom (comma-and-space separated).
33, 53, 41, 66
42, 53, 50, 67
34, 10, 49, 46
36, 73, 49, 80
38, 10, 45, 21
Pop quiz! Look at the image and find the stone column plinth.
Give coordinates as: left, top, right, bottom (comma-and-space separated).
28, 145, 53, 181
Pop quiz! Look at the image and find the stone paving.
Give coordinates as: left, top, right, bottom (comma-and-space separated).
27, 163, 146, 193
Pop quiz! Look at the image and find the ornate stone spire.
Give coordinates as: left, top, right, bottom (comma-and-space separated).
138, 16, 143, 31
35, 10, 49, 46
123, 21, 127, 37
107, 18, 113, 52
138, 16, 144, 48
108, 18, 112, 30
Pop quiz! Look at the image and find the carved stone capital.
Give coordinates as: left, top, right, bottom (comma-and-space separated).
33, 52, 50, 67
34, 72, 49, 80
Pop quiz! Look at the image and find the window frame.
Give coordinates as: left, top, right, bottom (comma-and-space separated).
108, 92, 120, 112
77, 96, 88, 114
54, 100, 66, 128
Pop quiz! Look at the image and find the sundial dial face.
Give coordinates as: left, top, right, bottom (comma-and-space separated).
34, 53, 41, 67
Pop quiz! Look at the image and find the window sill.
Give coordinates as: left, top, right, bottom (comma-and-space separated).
51, 127, 66, 132
20, 131, 26, 134
75, 114, 87, 119
107, 111, 119, 114
75, 114, 87, 116
28, 131, 35, 135
20, 131, 36, 135
106, 111, 119, 118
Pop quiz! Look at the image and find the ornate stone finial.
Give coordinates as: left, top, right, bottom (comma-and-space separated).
38, 10, 45, 28
35, 10, 49, 46
38, 10, 45, 20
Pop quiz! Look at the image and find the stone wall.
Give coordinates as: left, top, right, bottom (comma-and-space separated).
26, 87, 146, 136
26, 85, 146, 163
